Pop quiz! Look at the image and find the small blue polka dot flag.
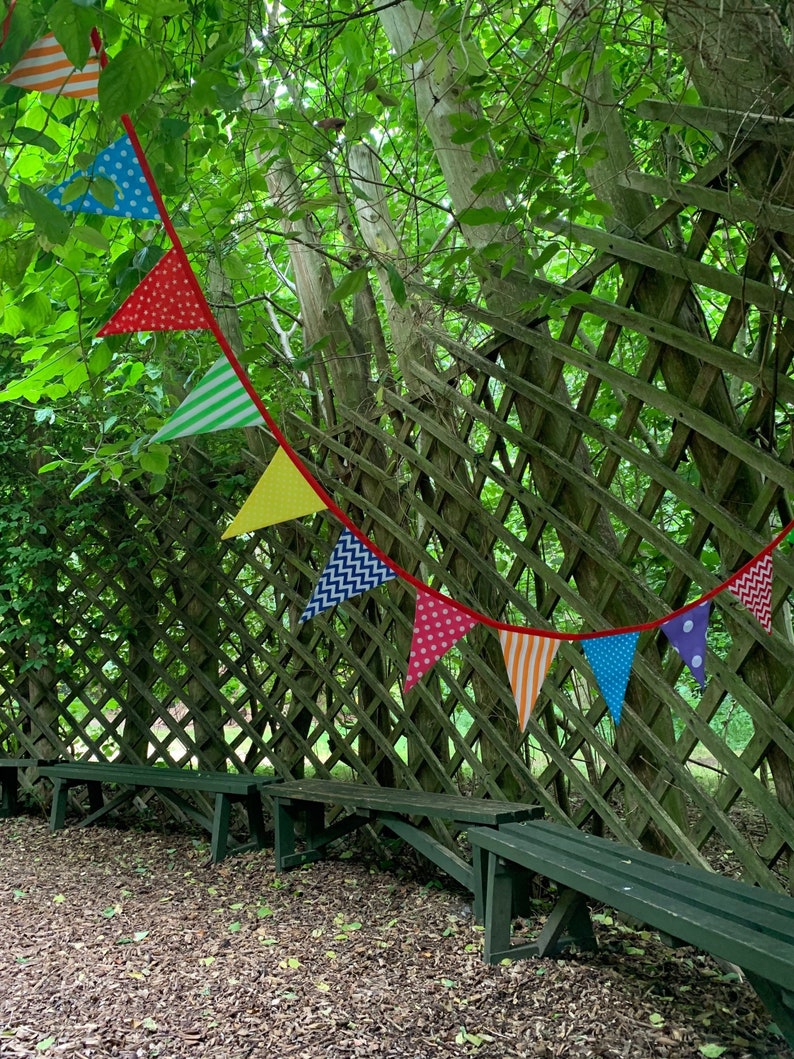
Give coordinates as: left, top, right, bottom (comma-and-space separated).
582, 630, 639, 724
46, 134, 157, 220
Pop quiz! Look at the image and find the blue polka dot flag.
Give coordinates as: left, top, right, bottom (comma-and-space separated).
660, 601, 710, 688
46, 134, 157, 220
300, 529, 397, 622
582, 631, 639, 724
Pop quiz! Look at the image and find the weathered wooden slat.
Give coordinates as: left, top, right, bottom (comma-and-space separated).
636, 99, 794, 145
541, 218, 794, 315
617, 170, 794, 235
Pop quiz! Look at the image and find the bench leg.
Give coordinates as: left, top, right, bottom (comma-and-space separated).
245, 790, 267, 852
533, 887, 597, 957
274, 799, 297, 871
472, 844, 487, 923
49, 778, 70, 831
746, 973, 794, 1048
211, 793, 233, 863
483, 853, 519, 963
0, 766, 19, 818
86, 780, 104, 815
274, 799, 325, 870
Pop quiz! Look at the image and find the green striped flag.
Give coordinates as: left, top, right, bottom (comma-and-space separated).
150, 357, 264, 443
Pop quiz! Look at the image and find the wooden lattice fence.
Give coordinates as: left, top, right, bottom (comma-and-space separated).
2, 102, 794, 893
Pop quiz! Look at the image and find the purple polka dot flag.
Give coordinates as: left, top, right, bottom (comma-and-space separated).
730, 551, 773, 633
582, 631, 639, 724
660, 601, 710, 688
97, 248, 213, 336
300, 529, 397, 622
46, 135, 157, 220
405, 589, 480, 692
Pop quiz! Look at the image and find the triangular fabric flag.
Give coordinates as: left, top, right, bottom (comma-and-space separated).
660, 601, 710, 688
300, 529, 397, 622
582, 631, 639, 724
730, 552, 773, 632
150, 357, 263, 443
97, 248, 213, 335
499, 631, 560, 731
221, 447, 326, 538
46, 135, 157, 220
405, 589, 480, 692
3, 33, 100, 98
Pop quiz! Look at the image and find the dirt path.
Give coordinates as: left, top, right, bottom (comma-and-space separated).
0, 817, 789, 1058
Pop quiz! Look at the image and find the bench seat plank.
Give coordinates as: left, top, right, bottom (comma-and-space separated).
469, 819, 794, 1047
39, 763, 278, 862
272, 779, 540, 825
495, 821, 794, 947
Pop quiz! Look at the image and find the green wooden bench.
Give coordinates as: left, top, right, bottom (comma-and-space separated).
39, 762, 279, 863
271, 778, 541, 914
0, 758, 55, 818
468, 819, 794, 1047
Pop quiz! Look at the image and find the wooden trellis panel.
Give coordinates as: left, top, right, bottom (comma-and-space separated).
2, 119, 794, 891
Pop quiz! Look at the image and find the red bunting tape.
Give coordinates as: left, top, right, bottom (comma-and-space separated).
85, 26, 794, 644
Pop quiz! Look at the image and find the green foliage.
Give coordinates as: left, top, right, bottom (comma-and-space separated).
98, 43, 162, 122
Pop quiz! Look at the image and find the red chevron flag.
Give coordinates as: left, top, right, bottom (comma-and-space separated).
730, 552, 773, 632
2, 33, 100, 99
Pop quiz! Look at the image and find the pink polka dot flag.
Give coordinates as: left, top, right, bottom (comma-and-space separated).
97, 248, 213, 336
405, 589, 480, 692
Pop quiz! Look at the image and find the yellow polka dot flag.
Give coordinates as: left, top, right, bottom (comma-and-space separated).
222, 447, 326, 538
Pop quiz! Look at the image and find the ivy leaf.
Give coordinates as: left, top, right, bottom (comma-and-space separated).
48, 0, 96, 70
72, 226, 110, 252
99, 44, 161, 121
13, 126, 60, 154
328, 267, 368, 304
18, 183, 71, 245
60, 176, 91, 207
139, 449, 169, 475
457, 205, 507, 227
91, 176, 117, 210
385, 263, 407, 306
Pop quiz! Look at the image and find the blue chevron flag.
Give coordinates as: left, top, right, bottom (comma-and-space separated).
300, 529, 397, 622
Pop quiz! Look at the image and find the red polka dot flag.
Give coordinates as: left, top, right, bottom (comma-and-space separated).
97, 248, 213, 336
405, 589, 480, 692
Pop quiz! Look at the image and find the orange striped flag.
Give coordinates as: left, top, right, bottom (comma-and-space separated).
3, 33, 100, 99
499, 630, 559, 730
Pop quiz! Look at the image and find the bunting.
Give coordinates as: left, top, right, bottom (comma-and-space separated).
150, 357, 263, 443
405, 590, 480, 692
660, 602, 710, 687
97, 248, 213, 336
300, 529, 396, 622
582, 632, 639, 724
730, 552, 773, 632
499, 631, 559, 731
7, 15, 791, 738
3, 33, 100, 99
221, 447, 326, 539
47, 135, 157, 219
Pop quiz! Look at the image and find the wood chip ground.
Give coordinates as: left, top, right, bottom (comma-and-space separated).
1, 816, 790, 1059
